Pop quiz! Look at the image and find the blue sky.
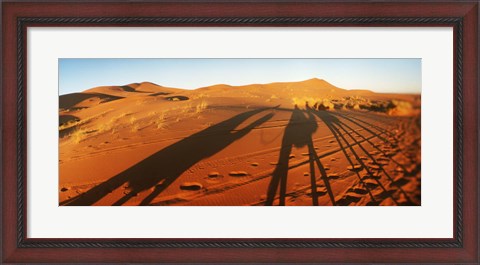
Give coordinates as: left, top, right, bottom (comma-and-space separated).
59, 59, 421, 95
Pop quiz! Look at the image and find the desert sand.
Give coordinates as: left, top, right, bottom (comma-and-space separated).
59, 78, 421, 206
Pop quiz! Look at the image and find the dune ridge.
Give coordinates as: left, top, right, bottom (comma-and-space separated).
59, 78, 421, 206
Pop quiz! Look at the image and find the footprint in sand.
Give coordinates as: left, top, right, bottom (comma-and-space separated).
228, 171, 249, 177
208, 172, 221, 178
315, 181, 326, 187
347, 165, 363, 171
363, 174, 381, 180
180, 182, 203, 191
345, 194, 362, 202
205, 172, 224, 183
306, 186, 328, 196
363, 180, 379, 189
347, 187, 369, 195
336, 194, 362, 205
327, 173, 340, 179
392, 176, 409, 187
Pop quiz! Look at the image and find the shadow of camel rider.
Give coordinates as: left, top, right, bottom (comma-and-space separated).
265, 103, 318, 205
63, 107, 275, 206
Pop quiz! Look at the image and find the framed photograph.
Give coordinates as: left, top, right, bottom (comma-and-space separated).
2, 0, 478, 264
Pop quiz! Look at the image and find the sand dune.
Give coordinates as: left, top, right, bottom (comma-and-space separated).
59, 92, 123, 111
59, 78, 421, 206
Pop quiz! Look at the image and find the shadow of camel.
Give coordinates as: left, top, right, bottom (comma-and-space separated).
329, 111, 412, 167
312, 110, 416, 205
62, 107, 274, 206
265, 104, 336, 206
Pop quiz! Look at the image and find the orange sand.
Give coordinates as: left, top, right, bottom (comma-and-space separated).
59, 78, 421, 206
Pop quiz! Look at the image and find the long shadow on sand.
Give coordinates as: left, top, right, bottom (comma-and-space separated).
62, 108, 274, 206
328, 111, 410, 174
265, 105, 336, 206
312, 110, 415, 205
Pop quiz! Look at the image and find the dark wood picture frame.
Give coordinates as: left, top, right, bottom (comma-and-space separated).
1, 1, 478, 264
